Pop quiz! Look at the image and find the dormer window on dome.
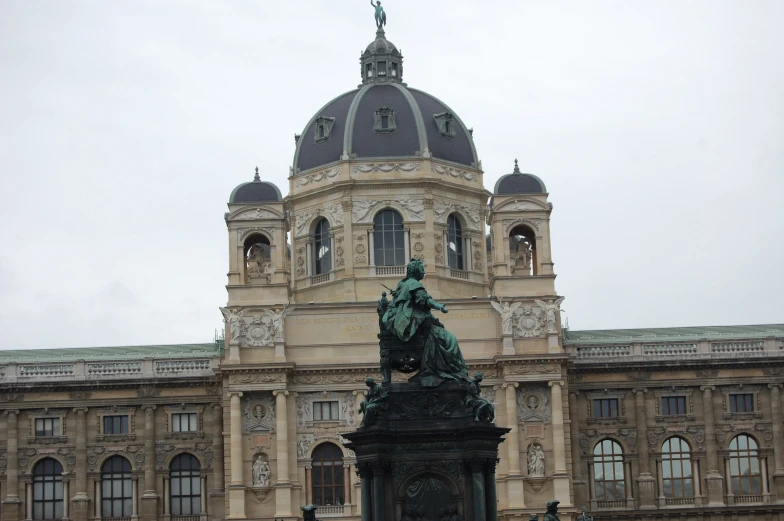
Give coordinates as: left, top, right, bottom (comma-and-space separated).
374, 106, 396, 133
434, 112, 456, 139
314, 116, 335, 144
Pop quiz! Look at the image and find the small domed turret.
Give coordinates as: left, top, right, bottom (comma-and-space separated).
494, 159, 547, 195
229, 167, 283, 203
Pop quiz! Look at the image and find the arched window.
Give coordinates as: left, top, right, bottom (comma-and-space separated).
170, 454, 201, 516
447, 214, 463, 270
244, 234, 271, 282
314, 218, 332, 275
729, 435, 762, 495
373, 210, 405, 267
661, 437, 693, 498
33, 458, 63, 521
593, 439, 625, 501
311, 443, 344, 506
101, 456, 132, 518
509, 225, 536, 275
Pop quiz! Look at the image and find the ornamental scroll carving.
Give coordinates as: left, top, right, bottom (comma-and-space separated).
242, 394, 277, 432
155, 441, 213, 470
351, 199, 425, 223
517, 387, 551, 422
296, 433, 356, 459
432, 200, 482, 230
228, 373, 285, 384
647, 426, 705, 451
220, 308, 291, 347
234, 209, 279, 220
490, 300, 550, 338
295, 167, 340, 187
715, 422, 773, 447
432, 163, 477, 182
238, 227, 276, 241
351, 163, 420, 174
295, 391, 357, 430
579, 428, 638, 455
87, 444, 144, 471
19, 446, 77, 472
504, 219, 541, 234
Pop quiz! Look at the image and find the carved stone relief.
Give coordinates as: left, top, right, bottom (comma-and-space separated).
155, 441, 213, 470
19, 446, 77, 472
234, 209, 279, 220
432, 163, 477, 182
517, 387, 551, 422
647, 426, 705, 451
294, 209, 317, 237
432, 200, 482, 230
242, 394, 277, 432
351, 199, 424, 223
323, 203, 344, 227
295, 167, 340, 187
351, 163, 420, 174
579, 428, 638, 455
504, 219, 541, 234
87, 444, 145, 471
295, 391, 357, 430
221, 308, 291, 347
238, 227, 276, 242
228, 373, 285, 384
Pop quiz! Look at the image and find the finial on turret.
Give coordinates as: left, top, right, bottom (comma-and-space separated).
514, 159, 520, 173
254, 166, 260, 181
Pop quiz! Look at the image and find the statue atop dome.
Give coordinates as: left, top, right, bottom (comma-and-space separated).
371, 0, 387, 30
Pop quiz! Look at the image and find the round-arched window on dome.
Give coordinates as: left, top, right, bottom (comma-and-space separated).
373, 210, 405, 267
447, 214, 463, 270
314, 219, 332, 275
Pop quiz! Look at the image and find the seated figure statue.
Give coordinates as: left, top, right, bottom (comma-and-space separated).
381, 259, 470, 388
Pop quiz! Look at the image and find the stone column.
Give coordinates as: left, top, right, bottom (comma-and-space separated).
503, 383, 525, 508
470, 461, 487, 521
211, 404, 225, 491
227, 392, 246, 519
359, 464, 372, 521
549, 381, 571, 506
273, 390, 292, 517
631, 389, 655, 509
568, 392, 586, 507
69, 407, 89, 521
493, 385, 509, 510
3, 410, 22, 521
344, 465, 352, 504
371, 463, 386, 521
62, 481, 69, 520
484, 461, 498, 521
769, 384, 784, 501
701, 385, 725, 506
141, 405, 158, 521
131, 479, 138, 519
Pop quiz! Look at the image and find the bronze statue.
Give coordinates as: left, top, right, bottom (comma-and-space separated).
359, 377, 388, 427
543, 501, 560, 521
463, 372, 495, 422
371, 0, 387, 29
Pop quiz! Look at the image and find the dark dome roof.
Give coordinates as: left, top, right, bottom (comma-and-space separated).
229, 168, 283, 203
365, 34, 399, 54
494, 160, 547, 194
293, 84, 478, 174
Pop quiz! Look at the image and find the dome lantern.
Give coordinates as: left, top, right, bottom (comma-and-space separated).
360, 28, 403, 85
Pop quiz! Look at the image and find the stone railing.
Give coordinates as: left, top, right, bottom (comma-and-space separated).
733, 495, 763, 504
156, 360, 212, 374
596, 500, 625, 509
311, 273, 331, 285
376, 266, 405, 276
0, 357, 217, 384
19, 364, 74, 377
569, 338, 782, 363
316, 505, 350, 517
664, 497, 694, 506
87, 362, 143, 377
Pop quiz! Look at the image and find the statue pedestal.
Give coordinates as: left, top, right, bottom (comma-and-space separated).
343, 382, 509, 521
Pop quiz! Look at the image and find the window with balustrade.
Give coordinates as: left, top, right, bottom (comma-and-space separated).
311, 443, 344, 506
661, 437, 694, 499
593, 439, 625, 504
101, 456, 132, 519
447, 214, 464, 270
373, 210, 405, 267
170, 454, 201, 516
728, 435, 762, 496
33, 458, 64, 521
314, 218, 332, 275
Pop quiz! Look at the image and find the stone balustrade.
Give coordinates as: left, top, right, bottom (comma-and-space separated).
568, 337, 782, 363
0, 357, 218, 383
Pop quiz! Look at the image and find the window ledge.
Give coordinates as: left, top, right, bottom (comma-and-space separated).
654, 414, 695, 423
165, 431, 205, 440
723, 412, 762, 420
28, 435, 67, 444
587, 417, 627, 425
96, 434, 136, 442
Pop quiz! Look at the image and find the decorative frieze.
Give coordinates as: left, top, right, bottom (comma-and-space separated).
431, 163, 477, 182
517, 387, 551, 422
242, 394, 276, 432
295, 167, 340, 187
351, 163, 420, 174
220, 307, 291, 347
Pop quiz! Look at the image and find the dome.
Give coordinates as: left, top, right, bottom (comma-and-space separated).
229, 167, 283, 203
292, 29, 478, 174
494, 160, 547, 195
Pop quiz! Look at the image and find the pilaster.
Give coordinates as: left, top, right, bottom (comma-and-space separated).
71, 407, 89, 521
141, 405, 158, 521
273, 390, 292, 517
768, 383, 784, 501
549, 381, 571, 506
701, 385, 725, 506
632, 388, 655, 509
503, 382, 525, 508
2, 410, 22, 521
227, 392, 246, 519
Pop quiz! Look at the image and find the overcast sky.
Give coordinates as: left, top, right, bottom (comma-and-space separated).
1, 1, 782, 350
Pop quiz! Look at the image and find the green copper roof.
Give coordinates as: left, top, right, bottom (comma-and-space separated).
0, 343, 222, 363
564, 324, 784, 345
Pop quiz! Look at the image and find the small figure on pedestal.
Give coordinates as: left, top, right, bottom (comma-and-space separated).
359, 377, 389, 427
463, 373, 495, 423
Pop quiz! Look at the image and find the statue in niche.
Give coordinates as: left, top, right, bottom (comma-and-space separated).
534, 297, 564, 334
380, 259, 469, 387
510, 237, 532, 274
490, 299, 520, 335
543, 501, 560, 521
219, 307, 244, 343
527, 442, 545, 477
252, 455, 270, 487
463, 373, 495, 423
371, 0, 386, 29
246, 243, 269, 281
359, 377, 388, 427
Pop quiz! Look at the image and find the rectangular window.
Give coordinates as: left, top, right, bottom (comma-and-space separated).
661, 396, 687, 415
377, 61, 386, 76
313, 401, 340, 421
391, 63, 398, 77
366, 64, 373, 78
103, 415, 130, 434
35, 418, 61, 437
380, 115, 389, 129
593, 398, 619, 418
172, 413, 198, 432
729, 393, 754, 413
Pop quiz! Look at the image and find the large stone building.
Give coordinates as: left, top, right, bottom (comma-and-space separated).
2, 25, 784, 521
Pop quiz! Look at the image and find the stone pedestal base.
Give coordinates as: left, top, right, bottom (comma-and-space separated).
71, 496, 90, 521
552, 474, 572, 506
506, 475, 526, 509
141, 493, 159, 521
773, 471, 784, 502
502, 336, 515, 356
226, 485, 246, 519
547, 333, 560, 353
273, 483, 292, 518
274, 342, 286, 362
637, 473, 657, 509
344, 382, 509, 521
2, 498, 22, 521
705, 471, 726, 507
